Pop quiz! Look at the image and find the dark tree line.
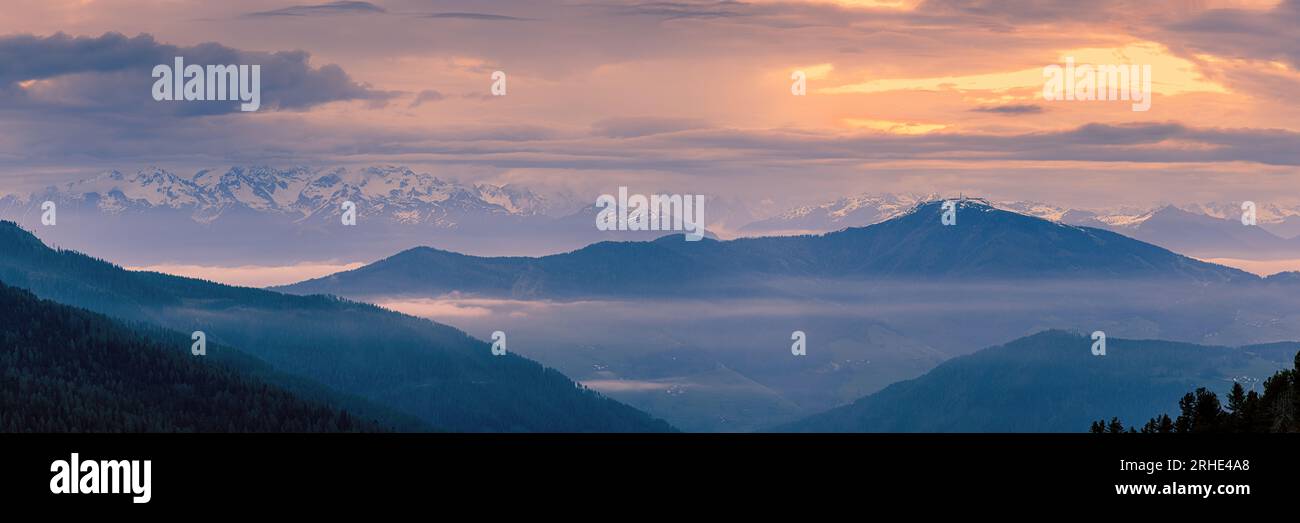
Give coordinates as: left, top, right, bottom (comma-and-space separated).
0, 281, 382, 432
0, 221, 677, 433
1092, 351, 1300, 433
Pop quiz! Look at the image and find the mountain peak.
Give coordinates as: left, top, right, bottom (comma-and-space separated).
23, 165, 551, 225
900, 197, 1012, 220
278, 193, 1259, 300
1152, 204, 1193, 216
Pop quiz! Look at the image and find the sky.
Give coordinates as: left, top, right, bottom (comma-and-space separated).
0, 0, 1298, 213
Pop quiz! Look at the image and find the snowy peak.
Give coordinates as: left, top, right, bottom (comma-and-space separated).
32, 166, 550, 225
743, 193, 1300, 238
474, 183, 549, 216
1181, 201, 1300, 224
782, 193, 932, 221
1093, 203, 1298, 231
202, 166, 315, 212
353, 166, 452, 204
54, 167, 208, 211
740, 193, 937, 235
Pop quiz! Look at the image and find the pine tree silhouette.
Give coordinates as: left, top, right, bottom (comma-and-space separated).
1092, 352, 1300, 433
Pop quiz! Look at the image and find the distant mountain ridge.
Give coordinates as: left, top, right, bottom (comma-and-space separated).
1110, 205, 1300, 259
740, 193, 1300, 261
9, 165, 555, 225
0, 166, 730, 264
740, 192, 1300, 240
0, 220, 674, 433
775, 330, 1300, 432
9, 173, 1297, 267
278, 199, 1259, 300
739, 193, 937, 235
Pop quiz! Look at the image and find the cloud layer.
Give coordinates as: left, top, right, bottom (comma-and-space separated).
0, 32, 392, 116
0, 0, 1295, 211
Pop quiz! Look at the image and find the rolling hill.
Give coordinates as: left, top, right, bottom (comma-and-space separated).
0, 220, 673, 433
0, 281, 384, 432
775, 330, 1300, 432
279, 199, 1256, 299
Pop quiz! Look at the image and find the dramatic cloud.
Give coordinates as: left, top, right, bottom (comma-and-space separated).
0, 0, 1295, 212
0, 32, 394, 116
1162, 0, 1300, 67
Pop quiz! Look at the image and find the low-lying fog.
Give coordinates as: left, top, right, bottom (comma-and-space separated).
370, 279, 1300, 432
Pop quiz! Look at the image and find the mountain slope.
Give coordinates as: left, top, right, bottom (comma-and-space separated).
742, 194, 1300, 257
1112, 206, 1300, 259
0, 281, 383, 432
0, 221, 673, 433
775, 330, 1300, 432
279, 199, 1255, 299
738, 193, 933, 235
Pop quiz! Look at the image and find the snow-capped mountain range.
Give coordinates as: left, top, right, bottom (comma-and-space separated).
4, 169, 1299, 270
0, 166, 711, 266
739, 193, 938, 235
21, 166, 558, 226
739, 193, 1300, 261
742, 193, 1300, 237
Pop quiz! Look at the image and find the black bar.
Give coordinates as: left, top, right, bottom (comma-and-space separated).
2, 434, 1284, 511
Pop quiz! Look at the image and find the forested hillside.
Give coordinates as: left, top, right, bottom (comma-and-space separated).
777, 331, 1300, 432
1094, 349, 1300, 433
0, 221, 674, 432
0, 281, 378, 432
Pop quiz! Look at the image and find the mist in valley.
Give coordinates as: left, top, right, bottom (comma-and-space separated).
373, 278, 1300, 432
